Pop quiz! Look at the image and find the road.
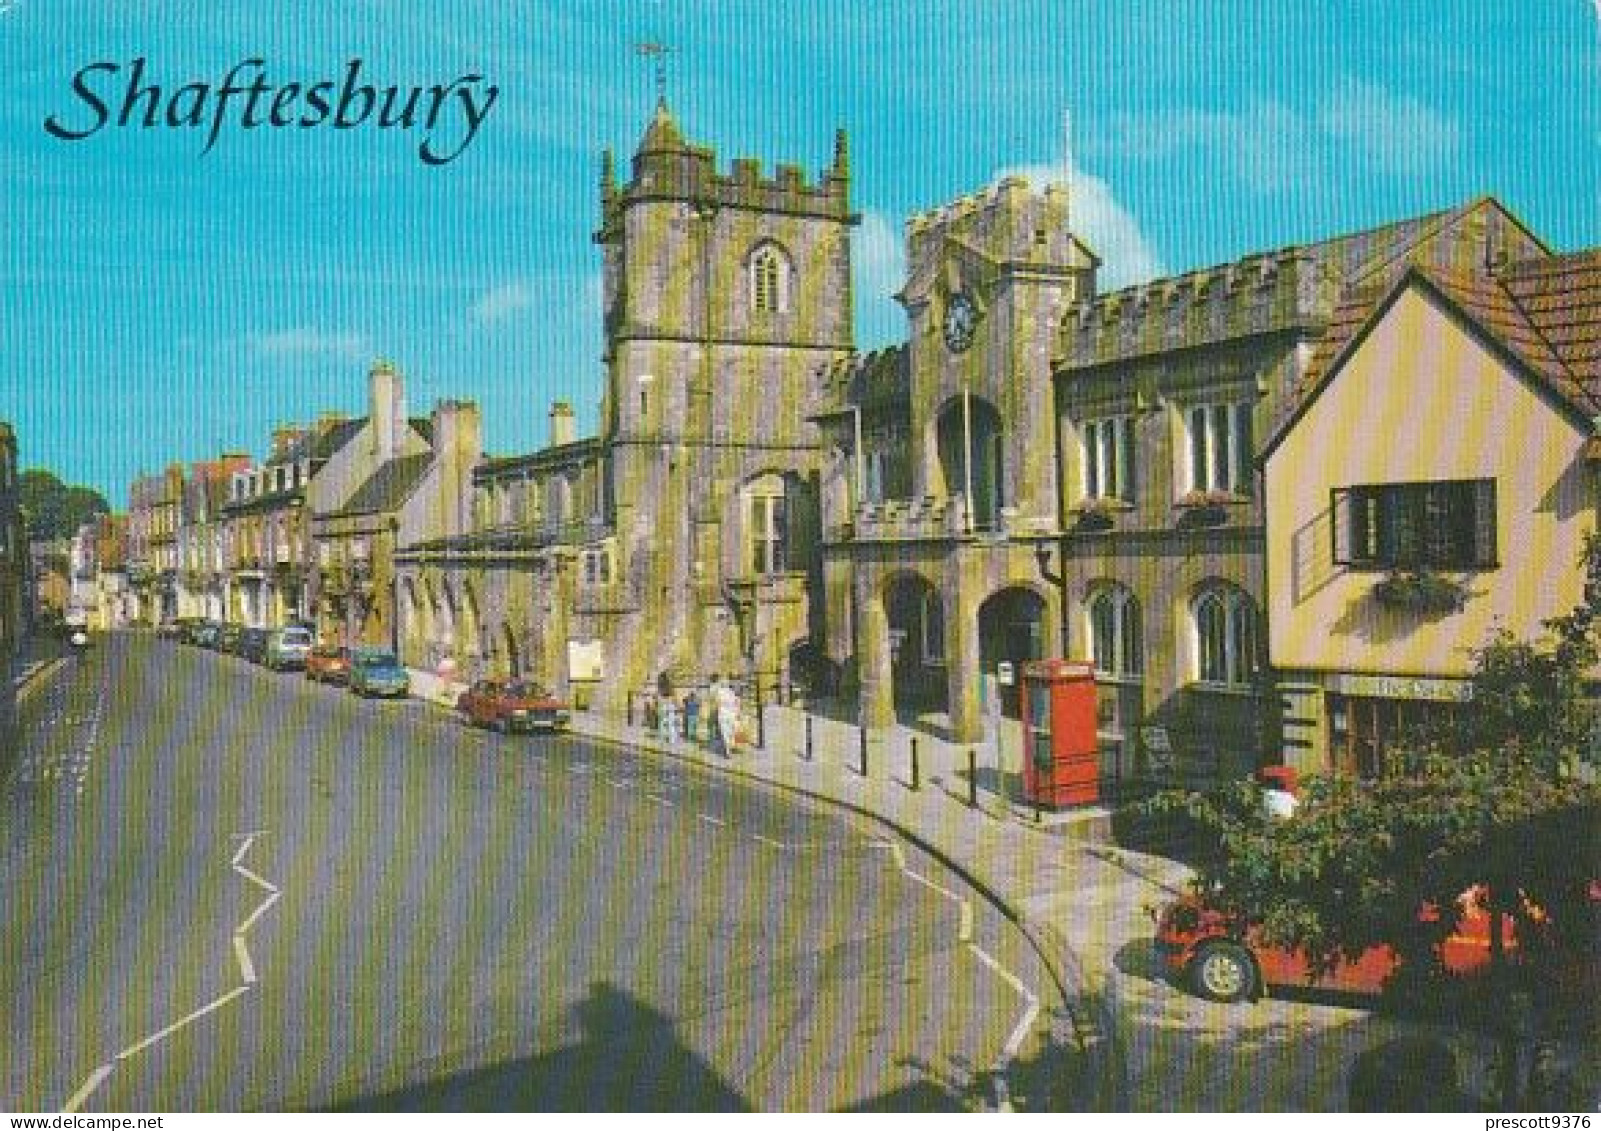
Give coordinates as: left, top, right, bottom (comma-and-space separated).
0, 633, 1063, 1112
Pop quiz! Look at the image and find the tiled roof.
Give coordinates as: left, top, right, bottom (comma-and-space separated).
329, 453, 432, 517
1266, 249, 1601, 458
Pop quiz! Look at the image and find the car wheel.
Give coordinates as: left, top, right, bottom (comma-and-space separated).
1189, 942, 1256, 1003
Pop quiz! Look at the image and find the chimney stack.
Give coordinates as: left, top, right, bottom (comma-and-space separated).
549, 401, 576, 448
431, 400, 483, 539
369, 360, 405, 462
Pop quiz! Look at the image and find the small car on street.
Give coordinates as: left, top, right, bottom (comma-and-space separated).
348, 649, 410, 698
304, 645, 351, 685
217, 623, 244, 654
239, 627, 270, 664
264, 626, 314, 671
456, 678, 571, 734
191, 620, 222, 648
1154, 889, 1527, 1003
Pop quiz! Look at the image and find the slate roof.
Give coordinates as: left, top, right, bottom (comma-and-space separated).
1264, 249, 1601, 459
328, 453, 433, 518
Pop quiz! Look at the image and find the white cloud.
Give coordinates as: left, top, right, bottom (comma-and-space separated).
469, 280, 538, 325
997, 160, 1168, 289
1320, 79, 1459, 176
853, 209, 908, 347
247, 328, 371, 363
1093, 81, 1457, 193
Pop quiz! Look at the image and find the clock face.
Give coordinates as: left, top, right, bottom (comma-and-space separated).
943, 293, 978, 353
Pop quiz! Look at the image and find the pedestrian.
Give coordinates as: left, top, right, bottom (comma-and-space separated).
707, 675, 727, 757
714, 675, 740, 759
659, 693, 680, 746
683, 688, 701, 745
642, 691, 658, 732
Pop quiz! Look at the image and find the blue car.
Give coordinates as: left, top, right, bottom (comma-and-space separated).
348, 649, 410, 699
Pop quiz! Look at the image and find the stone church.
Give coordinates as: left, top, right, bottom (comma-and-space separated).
394, 101, 856, 711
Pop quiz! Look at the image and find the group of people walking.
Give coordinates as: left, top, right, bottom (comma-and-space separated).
642, 673, 743, 757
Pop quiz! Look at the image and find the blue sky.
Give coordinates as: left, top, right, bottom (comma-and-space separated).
2, 1, 1597, 502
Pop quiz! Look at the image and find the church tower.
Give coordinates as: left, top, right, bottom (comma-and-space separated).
590, 102, 857, 697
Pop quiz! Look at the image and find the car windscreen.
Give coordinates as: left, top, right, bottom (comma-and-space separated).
281, 630, 313, 645
505, 682, 550, 698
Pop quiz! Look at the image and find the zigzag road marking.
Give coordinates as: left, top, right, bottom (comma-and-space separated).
61, 832, 282, 1112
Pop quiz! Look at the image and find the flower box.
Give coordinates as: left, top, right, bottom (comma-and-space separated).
1372, 570, 1468, 614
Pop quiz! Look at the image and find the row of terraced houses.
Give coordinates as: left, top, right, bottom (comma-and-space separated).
105, 103, 1597, 788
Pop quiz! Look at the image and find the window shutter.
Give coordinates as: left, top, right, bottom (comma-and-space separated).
1473, 478, 1497, 567
1331, 488, 1352, 566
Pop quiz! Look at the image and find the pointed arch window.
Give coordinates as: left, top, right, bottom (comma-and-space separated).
1191, 584, 1258, 687
749, 244, 791, 315
1086, 585, 1142, 678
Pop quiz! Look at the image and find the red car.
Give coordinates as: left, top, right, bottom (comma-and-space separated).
1155, 889, 1526, 1002
457, 679, 571, 734
304, 645, 351, 685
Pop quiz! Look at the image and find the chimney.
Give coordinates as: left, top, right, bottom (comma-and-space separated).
369, 359, 404, 461
431, 400, 483, 539
549, 400, 576, 448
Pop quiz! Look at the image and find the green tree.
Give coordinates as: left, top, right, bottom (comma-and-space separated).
17, 468, 109, 541
1141, 536, 1601, 1100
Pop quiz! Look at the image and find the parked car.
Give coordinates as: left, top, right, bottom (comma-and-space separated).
239, 627, 270, 664
457, 678, 571, 734
191, 620, 222, 648
348, 649, 410, 698
305, 645, 352, 685
1154, 889, 1537, 1003
264, 626, 314, 671
216, 623, 244, 654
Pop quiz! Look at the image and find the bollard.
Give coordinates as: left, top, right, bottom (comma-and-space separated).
859, 727, 869, 777
804, 714, 813, 761
968, 748, 978, 809
625, 691, 633, 727
910, 737, 920, 791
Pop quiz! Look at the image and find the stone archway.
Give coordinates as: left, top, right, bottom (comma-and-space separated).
936, 395, 1005, 531
885, 573, 948, 713
978, 586, 1047, 718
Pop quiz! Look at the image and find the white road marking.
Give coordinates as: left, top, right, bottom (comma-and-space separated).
233, 934, 257, 984
751, 834, 788, 849
870, 834, 1036, 1109
62, 1065, 113, 1112
237, 890, 282, 935
967, 942, 1041, 1063
698, 813, 726, 827
233, 865, 279, 895
607, 778, 630, 789
115, 985, 251, 1060
646, 793, 673, 807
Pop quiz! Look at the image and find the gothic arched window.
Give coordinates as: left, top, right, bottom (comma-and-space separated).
748, 244, 791, 315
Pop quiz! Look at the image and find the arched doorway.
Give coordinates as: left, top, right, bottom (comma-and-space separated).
884, 573, 947, 713
978, 586, 1047, 717
936, 396, 1005, 531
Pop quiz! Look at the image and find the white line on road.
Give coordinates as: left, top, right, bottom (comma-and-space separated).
646, 793, 673, 807
62, 1065, 114, 1113
237, 890, 281, 935
967, 942, 1041, 1063
751, 834, 788, 849
607, 778, 630, 789
698, 813, 726, 827
115, 985, 251, 1060
233, 934, 256, 984
233, 865, 279, 895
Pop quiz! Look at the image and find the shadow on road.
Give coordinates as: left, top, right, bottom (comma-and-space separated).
324, 982, 749, 1112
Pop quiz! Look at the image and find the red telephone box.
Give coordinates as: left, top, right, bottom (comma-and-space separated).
1020, 659, 1100, 807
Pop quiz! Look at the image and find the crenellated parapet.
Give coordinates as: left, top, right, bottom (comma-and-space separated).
906, 177, 1083, 270
1056, 247, 1343, 367
597, 105, 853, 238
810, 345, 910, 420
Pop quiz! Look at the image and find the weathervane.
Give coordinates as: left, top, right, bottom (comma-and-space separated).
635, 41, 672, 105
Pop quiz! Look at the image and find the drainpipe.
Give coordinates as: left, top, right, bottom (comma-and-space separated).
962, 383, 975, 534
